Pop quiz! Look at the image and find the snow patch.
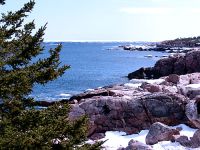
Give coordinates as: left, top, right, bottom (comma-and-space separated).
130, 79, 165, 85
91, 124, 197, 150
124, 83, 142, 88
174, 124, 197, 138
181, 84, 200, 95
101, 130, 148, 150
185, 84, 200, 90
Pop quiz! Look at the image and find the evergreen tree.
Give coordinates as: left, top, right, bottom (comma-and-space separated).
0, 0, 5, 5
0, 1, 102, 149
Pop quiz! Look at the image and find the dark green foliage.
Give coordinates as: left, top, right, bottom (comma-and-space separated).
0, 0, 5, 5
161, 36, 200, 47
0, 0, 69, 103
0, 1, 102, 149
0, 102, 103, 149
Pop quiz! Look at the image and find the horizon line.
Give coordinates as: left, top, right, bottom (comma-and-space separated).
43, 40, 161, 43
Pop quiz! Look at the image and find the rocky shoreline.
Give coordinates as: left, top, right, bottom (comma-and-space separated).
128, 50, 200, 80
34, 47, 200, 149
69, 76, 200, 149
67, 49, 200, 149
118, 37, 200, 54
119, 43, 200, 54
68, 72, 200, 149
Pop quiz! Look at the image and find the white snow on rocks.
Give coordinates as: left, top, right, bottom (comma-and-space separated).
130, 79, 165, 85
124, 83, 142, 88
89, 124, 198, 150
185, 84, 200, 91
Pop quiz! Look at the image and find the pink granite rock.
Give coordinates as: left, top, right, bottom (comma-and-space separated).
146, 122, 180, 145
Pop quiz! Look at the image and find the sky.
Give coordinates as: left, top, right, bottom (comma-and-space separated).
1, 0, 200, 42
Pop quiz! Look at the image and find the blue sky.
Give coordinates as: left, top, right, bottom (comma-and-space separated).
1, 0, 200, 41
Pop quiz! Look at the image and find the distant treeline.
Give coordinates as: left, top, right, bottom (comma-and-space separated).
157, 36, 200, 48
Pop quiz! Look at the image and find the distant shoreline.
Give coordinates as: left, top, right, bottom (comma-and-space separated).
43, 41, 160, 43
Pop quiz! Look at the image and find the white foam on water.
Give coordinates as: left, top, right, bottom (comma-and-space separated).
144, 55, 153, 58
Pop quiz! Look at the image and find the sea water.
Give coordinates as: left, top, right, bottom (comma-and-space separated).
30, 42, 167, 101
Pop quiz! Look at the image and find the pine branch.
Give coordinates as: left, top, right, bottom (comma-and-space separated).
0, 0, 5, 5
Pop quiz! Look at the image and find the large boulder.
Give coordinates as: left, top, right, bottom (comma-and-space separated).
68, 73, 200, 139
173, 56, 187, 75
173, 135, 191, 147
145, 122, 180, 145
190, 129, 200, 148
70, 92, 189, 136
153, 55, 183, 78
186, 96, 200, 129
164, 74, 180, 84
186, 50, 200, 73
128, 50, 200, 80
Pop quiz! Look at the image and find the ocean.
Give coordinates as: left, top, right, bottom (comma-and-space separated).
30, 42, 167, 101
